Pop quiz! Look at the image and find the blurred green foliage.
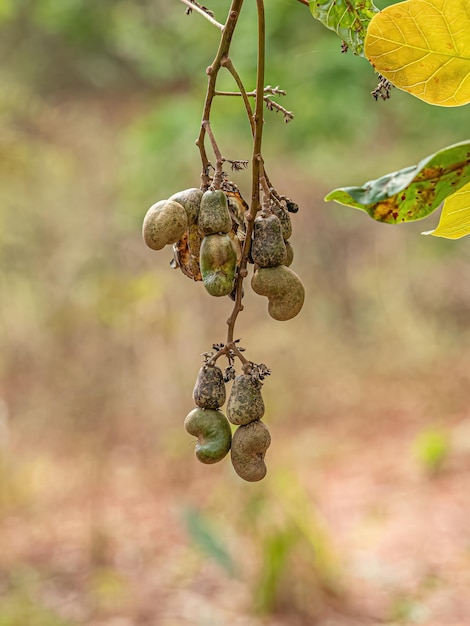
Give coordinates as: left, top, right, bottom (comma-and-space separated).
413, 428, 451, 474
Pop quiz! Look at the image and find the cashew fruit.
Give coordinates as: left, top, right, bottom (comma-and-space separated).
142, 199, 188, 251
184, 407, 232, 464
284, 240, 294, 267
231, 421, 271, 482
198, 190, 232, 236
251, 214, 287, 268
200, 233, 237, 297
227, 374, 264, 425
251, 265, 305, 321
271, 203, 292, 240
169, 188, 202, 225
193, 364, 226, 409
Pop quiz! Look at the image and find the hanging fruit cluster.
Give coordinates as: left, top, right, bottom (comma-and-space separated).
142, 178, 303, 482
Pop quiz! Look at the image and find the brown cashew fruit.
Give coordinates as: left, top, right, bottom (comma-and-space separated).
200, 233, 237, 297
169, 188, 202, 225
284, 240, 294, 267
271, 203, 292, 240
251, 214, 287, 268
193, 364, 226, 409
142, 200, 188, 251
198, 190, 232, 236
227, 374, 264, 425
184, 407, 232, 464
251, 265, 305, 321
231, 421, 271, 482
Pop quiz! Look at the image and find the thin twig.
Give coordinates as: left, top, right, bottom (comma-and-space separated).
220, 57, 255, 133
196, 0, 245, 188
264, 97, 294, 122
202, 120, 224, 188
215, 85, 286, 98
179, 0, 224, 29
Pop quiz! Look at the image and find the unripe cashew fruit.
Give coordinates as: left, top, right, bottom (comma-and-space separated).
251, 265, 305, 321
284, 240, 294, 267
169, 188, 203, 225
231, 420, 271, 482
227, 374, 264, 425
200, 233, 237, 297
198, 190, 232, 236
193, 364, 226, 409
184, 407, 232, 464
143, 200, 188, 251
271, 203, 292, 240
251, 214, 287, 268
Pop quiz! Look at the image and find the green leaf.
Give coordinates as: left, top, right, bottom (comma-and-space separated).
325, 140, 470, 224
308, 0, 379, 56
182, 506, 236, 576
423, 182, 470, 239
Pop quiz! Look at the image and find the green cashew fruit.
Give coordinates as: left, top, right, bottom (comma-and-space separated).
193, 364, 226, 409
284, 240, 294, 267
198, 190, 232, 236
184, 407, 232, 464
231, 421, 271, 482
251, 265, 305, 321
251, 214, 287, 268
142, 199, 188, 251
271, 203, 292, 240
227, 374, 264, 425
169, 188, 202, 225
200, 233, 237, 297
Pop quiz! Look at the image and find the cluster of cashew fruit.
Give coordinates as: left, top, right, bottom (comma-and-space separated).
142, 181, 304, 481
185, 362, 271, 482
142, 183, 304, 318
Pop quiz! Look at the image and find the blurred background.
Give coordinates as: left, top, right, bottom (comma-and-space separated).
1, 0, 470, 624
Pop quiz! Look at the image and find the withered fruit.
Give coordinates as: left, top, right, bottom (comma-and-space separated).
227, 374, 264, 425
169, 188, 202, 225
198, 189, 232, 236
231, 420, 271, 482
271, 203, 292, 240
184, 407, 232, 464
200, 233, 237, 297
143, 199, 188, 251
251, 265, 305, 321
251, 214, 287, 268
173, 223, 203, 281
193, 364, 226, 409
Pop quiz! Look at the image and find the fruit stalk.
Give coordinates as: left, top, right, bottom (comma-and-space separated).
225, 0, 266, 347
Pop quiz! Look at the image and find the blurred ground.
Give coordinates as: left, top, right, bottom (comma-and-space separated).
1, 1, 470, 625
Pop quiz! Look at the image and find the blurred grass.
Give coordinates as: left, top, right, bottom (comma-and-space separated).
1, 1, 470, 624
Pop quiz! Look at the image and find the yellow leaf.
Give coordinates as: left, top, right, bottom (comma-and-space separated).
365, 0, 470, 107
422, 182, 470, 238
